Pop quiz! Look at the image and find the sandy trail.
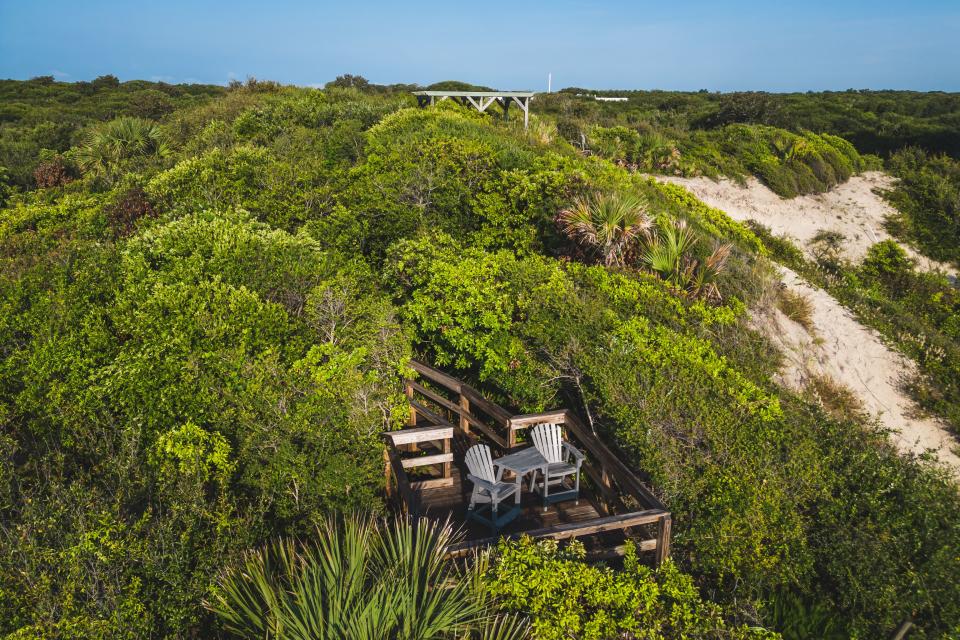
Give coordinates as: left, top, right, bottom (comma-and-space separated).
659, 171, 954, 274
756, 267, 960, 471
654, 173, 960, 473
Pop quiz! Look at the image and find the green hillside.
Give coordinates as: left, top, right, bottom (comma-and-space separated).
1, 80, 958, 639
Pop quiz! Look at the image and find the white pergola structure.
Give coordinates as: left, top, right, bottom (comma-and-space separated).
413, 90, 535, 129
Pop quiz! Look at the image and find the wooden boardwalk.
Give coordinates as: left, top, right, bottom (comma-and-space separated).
384, 361, 671, 562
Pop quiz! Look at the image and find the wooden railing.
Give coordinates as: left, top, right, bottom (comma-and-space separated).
388, 360, 672, 565
406, 360, 513, 448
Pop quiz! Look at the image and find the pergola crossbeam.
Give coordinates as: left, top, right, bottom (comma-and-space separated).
412, 90, 535, 129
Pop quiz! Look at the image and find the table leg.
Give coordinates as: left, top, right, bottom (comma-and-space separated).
515, 474, 522, 504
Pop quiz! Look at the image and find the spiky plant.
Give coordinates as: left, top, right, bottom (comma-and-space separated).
558, 192, 651, 266
642, 218, 697, 285
206, 514, 528, 640
642, 219, 732, 300
74, 117, 169, 178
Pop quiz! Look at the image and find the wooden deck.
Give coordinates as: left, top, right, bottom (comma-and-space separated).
385, 361, 671, 562
419, 463, 604, 536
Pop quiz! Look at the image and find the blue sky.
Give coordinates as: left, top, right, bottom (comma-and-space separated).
1, 0, 958, 91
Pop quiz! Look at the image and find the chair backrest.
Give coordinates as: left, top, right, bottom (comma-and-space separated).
465, 444, 496, 483
531, 423, 564, 464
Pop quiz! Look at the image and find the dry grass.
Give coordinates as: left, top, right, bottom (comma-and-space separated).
777, 287, 815, 332
806, 373, 867, 421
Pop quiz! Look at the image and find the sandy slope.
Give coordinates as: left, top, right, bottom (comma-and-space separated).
653, 173, 960, 472
659, 171, 953, 274
755, 267, 960, 471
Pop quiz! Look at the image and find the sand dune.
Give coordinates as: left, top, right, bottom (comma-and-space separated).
659, 171, 953, 274
656, 173, 960, 473
757, 267, 960, 471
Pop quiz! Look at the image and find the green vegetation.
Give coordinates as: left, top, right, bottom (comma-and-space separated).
751, 223, 960, 432
486, 538, 775, 639
543, 89, 960, 158
1, 79, 959, 639
586, 123, 874, 198
0, 76, 224, 189
209, 515, 527, 640
558, 191, 651, 267
884, 147, 960, 266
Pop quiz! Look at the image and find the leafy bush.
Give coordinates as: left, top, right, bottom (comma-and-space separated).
884, 147, 960, 266
585, 123, 870, 198
0, 205, 409, 636
487, 537, 779, 639
105, 185, 156, 235
32, 154, 76, 188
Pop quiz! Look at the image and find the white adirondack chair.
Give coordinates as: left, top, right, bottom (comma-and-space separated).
464, 444, 519, 532
531, 423, 585, 506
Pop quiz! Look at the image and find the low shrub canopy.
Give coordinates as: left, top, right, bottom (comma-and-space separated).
1, 81, 958, 640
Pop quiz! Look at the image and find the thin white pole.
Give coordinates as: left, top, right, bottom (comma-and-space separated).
548, 73, 552, 93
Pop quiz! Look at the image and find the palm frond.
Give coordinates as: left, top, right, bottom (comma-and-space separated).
558, 191, 651, 266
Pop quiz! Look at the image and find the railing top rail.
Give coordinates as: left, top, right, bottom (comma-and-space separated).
386, 424, 454, 446
409, 361, 462, 393
409, 360, 511, 425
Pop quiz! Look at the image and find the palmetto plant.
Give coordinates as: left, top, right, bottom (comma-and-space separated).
206, 514, 528, 640
74, 117, 169, 177
558, 192, 651, 267
642, 218, 732, 301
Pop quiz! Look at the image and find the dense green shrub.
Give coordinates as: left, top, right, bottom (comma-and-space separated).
585, 122, 871, 198
487, 537, 779, 639
0, 202, 408, 636
2, 80, 960, 639
884, 147, 960, 266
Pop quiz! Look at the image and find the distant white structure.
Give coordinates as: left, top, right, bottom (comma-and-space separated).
595, 96, 628, 102
547, 73, 552, 93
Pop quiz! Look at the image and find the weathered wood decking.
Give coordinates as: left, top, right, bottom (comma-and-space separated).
384, 361, 671, 563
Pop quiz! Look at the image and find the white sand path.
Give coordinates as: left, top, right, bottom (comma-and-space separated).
654, 173, 960, 473
758, 266, 960, 472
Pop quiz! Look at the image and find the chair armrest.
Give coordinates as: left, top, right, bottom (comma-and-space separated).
563, 442, 585, 463
467, 474, 497, 493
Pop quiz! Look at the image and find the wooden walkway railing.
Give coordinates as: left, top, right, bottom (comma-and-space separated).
385, 360, 672, 565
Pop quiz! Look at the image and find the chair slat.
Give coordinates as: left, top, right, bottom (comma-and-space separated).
465, 443, 496, 482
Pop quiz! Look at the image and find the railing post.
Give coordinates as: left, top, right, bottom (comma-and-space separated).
459, 393, 471, 435
405, 381, 416, 427
655, 514, 672, 566
507, 419, 516, 449
442, 435, 452, 478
